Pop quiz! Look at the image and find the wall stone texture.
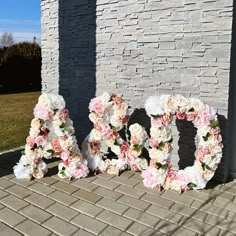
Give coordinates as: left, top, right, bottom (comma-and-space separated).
41, 0, 234, 181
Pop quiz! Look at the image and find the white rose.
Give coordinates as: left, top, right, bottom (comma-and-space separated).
100, 92, 111, 104
49, 94, 66, 110
159, 127, 172, 142
150, 126, 161, 139
110, 145, 121, 155
90, 129, 102, 141
145, 96, 164, 117
110, 115, 123, 130
29, 128, 40, 138
21, 155, 33, 165
114, 103, 128, 117
174, 95, 189, 112
31, 118, 41, 129
38, 93, 51, 108
135, 158, 148, 170
190, 98, 204, 112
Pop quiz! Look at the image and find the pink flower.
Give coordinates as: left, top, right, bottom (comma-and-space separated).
193, 105, 216, 128
210, 127, 220, 135
39, 127, 50, 136
167, 170, 176, 180
151, 118, 163, 126
72, 164, 89, 178
161, 113, 173, 125
142, 167, 159, 188
186, 111, 197, 121
120, 142, 129, 153
57, 108, 69, 120
26, 136, 35, 148
130, 136, 138, 145
162, 143, 172, 153
34, 104, 52, 120
130, 164, 139, 172
101, 125, 113, 139
52, 139, 62, 153
149, 137, 159, 148
198, 145, 210, 156
175, 171, 190, 190
35, 136, 47, 146
61, 151, 70, 161
89, 97, 106, 114
176, 112, 186, 120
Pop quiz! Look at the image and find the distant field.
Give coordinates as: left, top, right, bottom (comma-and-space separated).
0, 91, 40, 152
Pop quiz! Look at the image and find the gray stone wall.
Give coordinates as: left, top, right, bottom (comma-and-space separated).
41, 0, 234, 181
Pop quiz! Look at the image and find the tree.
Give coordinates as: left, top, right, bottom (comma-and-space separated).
0, 32, 14, 48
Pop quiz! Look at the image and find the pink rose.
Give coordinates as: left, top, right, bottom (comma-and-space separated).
26, 136, 35, 148
161, 113, 173, 125
130, 164, 140, 172
101, 124, 113, 139
111, 94, 123, 105
210, 127, 220, 135
151, 118, 163, 126
130, 136, 138, 145
162, 143, 172, 153
89, 97, 106, 114
35, 136, 47, 146
176, 112, 186, 120
167, 170, 176, 180
61, 151, 70, 161
193, 105, 216, 128
52, 139, 62, 153
120, 142, 129, 153
39, 127, 50, 136
198, 145, 210, 156
34, 104, 52, 120
72, 164, 89, 178
186, 111, 197, 121
142, 167, 159, 188
57, 108, 69, 120
107, 166, 119, 175
149, 137, 159, 148
150, 159, 158, 168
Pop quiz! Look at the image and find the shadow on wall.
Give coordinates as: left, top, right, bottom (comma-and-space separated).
58, 0, 96, 143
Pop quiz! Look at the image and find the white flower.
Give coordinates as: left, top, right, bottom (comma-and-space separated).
114, 103, 128, 117
110, 115, 123, 130
29, 128, 40, 138
135, 158, 148, 170
145, 96, 164, 117
13, 162, 33, 180
190, 98, 204, 112
21, 155, 33, 165
90, 129, 102, 141
38, 93, 51, 109
173, 94, 189, 112
49, 93, 66, 110
110, 145, 121, 155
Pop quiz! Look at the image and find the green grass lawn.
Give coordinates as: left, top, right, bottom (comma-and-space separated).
0, 91, 41, 152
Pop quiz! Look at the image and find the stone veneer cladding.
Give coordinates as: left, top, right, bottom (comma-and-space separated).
41, 0, 234, 181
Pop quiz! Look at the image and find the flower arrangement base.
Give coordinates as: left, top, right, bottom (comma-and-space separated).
142, 94, 223, 192
13, 93, 89, 180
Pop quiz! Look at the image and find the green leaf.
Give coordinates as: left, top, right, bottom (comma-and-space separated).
30, 143, 37, 151
47, 149, 55, 155
161, 164, 168, 170
201, 162, 211, 171
187, 182, 197, 188
133, 144, 142, 152
156, 162, 162, 168
210, 120, 219, 128
203, 132, 211, 142
60, 122, 66, 129
54, 109, 59, 114
151, 114, 160, 118
59, 170, 65, 177
188, 107, 194, 112
21, 150, 25, 155
114, 139, 119, 146
158, 142, 165, 150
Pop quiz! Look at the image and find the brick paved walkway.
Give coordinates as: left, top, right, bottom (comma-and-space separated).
0, 150, 236, 236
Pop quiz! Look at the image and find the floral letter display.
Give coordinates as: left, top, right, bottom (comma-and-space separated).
142, 95, 223, 192
14, 93, 89, 180
82, 92, 148, 175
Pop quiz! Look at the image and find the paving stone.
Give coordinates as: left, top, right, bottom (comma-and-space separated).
11, 178, 35, 188
118, 195, 150, 211
141, 194, 173, 209
6, 185, 33, 199
219, 229, 236, 236
25, 193, 55, 209
72, 213, 108, 235
48, 190, 77, 206
29, 182, 56, 196
124, 208, 160, 228
0, 221, 22, 236
171, 203, 207, 222
43, 216, 78, 236
130, 173, 143, 181
36, 176, 58, 186
92, 177, 120, 190
51, 181, 78, 194
73, 189, 102, 204
180, 217, 220, 235
146, 205, 183, 224
115, 185, 145, 199
156, 220, 197, 236
83, 175, 98, 183
93, 186, 123, 201
111, 176, 139, 187
72, 179, 98, 192
227, 211, 236, 222
127, 222, 161, 236
220, 185, 236, 195
191, 200, 228, 217
96, 198, 129, 215
120, 171, 135, 179
161, 190, 193, 206
3, 172, 15, 180
101, 226, 131, 236
47, 202, 78, 221
97, 173, 116, 180
16, 219, 52, 236
0, 189, 9, 199
97, 210, 133, 231
71, 200, 103, 217
0, 195, 29, 211
74, 229, 94, 236
0, 208, 25, 227
182, 190, 210, 202
0, 178, 15, 189
205, 214, 236, 234
214, 198, 236, 212
19, 205, 52, 224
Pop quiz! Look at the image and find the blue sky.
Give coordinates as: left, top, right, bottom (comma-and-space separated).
0, 0, 41, 44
